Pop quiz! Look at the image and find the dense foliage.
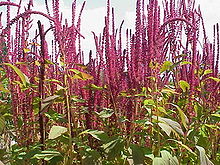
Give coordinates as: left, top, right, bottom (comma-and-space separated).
0, 0, 219, 164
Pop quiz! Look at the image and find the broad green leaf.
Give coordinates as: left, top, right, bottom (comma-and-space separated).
208, 77, 220, 82
102, 137, 124, 160
160, 61, 173, 73
158, 123, 172, 136
144, 99, 155, 106
41, 95, 60, 111
3, 63, 29, 86
23, 48, 31, 53
96, 108, 114, 118
153, 150, 178, 165
80, 129, 109, 142
43, 95, 60, 103
211, 114, 220, 122
211, 114, 220, 118
169, 103, 189, 129
196, 146, 214, 165
0, 82, 9, 93
69, 69, 93, 80
161, 88, 179, 95
204, 124, 217, 129
194, 102, 203, 119
179, 80, 190, 92
32, 150, 62, 161
160, 150, 178, 165
130, 144, 145, 165
203, 69, 212, 76
35, 60, 41, 66
158, 107, 167, 114
153, 116, 184, 136
45, 59, 54, 65
48, 126, 67, 139
153, 157, 167, 165
134, 119, 152, 125
82, 148, 101, 165
180, 61, 192, 65
45, 79, 62, 84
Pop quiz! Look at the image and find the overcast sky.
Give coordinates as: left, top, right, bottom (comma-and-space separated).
1, 0, 220, 60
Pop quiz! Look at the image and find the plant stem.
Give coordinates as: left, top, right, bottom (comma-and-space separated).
37, 21, 46, 151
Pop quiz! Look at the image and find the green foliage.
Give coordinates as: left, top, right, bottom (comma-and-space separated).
3, 63, 30, 87
48, 126, 68, 139
178, 80, 190, 92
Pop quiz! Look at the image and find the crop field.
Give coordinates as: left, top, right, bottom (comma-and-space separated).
0, 0, 219, 164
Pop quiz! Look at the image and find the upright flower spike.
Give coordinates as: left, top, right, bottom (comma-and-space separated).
6, 0, 11, 55
135, 0, 142, 83
215, 23, 219, 76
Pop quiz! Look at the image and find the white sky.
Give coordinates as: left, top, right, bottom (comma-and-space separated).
1, 0, 220, 62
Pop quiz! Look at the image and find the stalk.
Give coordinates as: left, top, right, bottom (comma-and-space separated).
154, 77, 161, 157
37, 21, 46, 152
61, 48, 74, 163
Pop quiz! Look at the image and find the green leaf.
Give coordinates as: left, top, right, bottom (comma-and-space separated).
180, 61, 192, 66
45, 59, 54, 65
3, 63, 29, 86
158, 107, 167, 114
208, 77, 220, 82
179, 80, 190, 92
161, 88, 179, 95
196, 146, 214, 165
153, 116, 184, 136
23, 48, 31, 53
102, 137, 124, 160
153, 157, 167, 165
48, 126, 67, 139
130, 144, 145, 165
211, 114, 220, 122
80, 129, 109, 142
160, 61, 173, 73
41, 95, 60, 112
82, 148, 101, 165
160, 150, 178, 165
194, 102, 203, 119
69, 69, 93, 80
32, 150, 62, 161
158, 123, 172, 136
211, 114, 220, 118
43, 95, 60, 103
152, 150, 178, 165
169, 103, 189, 129
203, 69, 212, 76
144, 99, 155, 106
0, 82, 9, 93
96, 108, 114, 118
